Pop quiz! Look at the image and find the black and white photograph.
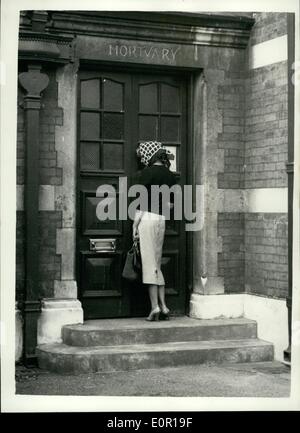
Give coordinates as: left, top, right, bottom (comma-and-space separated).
1, 0, 300, 415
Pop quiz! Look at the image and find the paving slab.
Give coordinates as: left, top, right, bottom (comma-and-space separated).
15, 361, 290, 397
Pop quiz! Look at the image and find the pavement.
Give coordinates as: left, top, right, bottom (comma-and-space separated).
15, 361, 290, 397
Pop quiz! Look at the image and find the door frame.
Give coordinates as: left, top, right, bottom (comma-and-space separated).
76, 61, 195, 317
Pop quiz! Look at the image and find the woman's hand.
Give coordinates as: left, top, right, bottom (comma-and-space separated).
133, 225, 139, 240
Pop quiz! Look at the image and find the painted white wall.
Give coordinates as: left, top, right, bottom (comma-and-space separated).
189, 293, 288, 362
244, 188, 288, 213
243, 294, 288, 362
190, 293, 245, 319
249, 35, 287, 69
216, 188, 288, 213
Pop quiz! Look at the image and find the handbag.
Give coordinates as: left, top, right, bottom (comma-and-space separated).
122, 240, 142, 282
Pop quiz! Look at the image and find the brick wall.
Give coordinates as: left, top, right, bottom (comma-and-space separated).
16, 73, 63, 186
38, 211, 62, 298
243, 12, 289, 299
245, 61, 288, 189
39, 69, 63, 185
249, 12, 288, 46
16, 70, 63, 302
245, 213, 288, 298
218, 213, 245, 293
218, 72, 245, 190
16, 211, 62, 301
216, 13, 289, 298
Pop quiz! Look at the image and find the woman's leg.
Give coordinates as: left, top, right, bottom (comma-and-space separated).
146, 284, 160, 321
158, 285, 169, 313
148, 284, 159, 310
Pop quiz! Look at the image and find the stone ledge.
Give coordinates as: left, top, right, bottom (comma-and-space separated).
48, 12, 254, 49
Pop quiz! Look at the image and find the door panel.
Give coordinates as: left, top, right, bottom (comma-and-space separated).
77, 70, 188, 319
135, 74, 187, 316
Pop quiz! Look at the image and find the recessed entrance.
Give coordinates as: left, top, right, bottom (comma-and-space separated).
77, 69, 189, 319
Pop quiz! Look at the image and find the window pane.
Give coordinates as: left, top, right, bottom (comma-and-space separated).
103, 113, 124, 139
103, 79, 123, 111
139, 83, 158, 113
102, 142, 124, 170
161, 83, 179, 113
81, 79, 100, 109
80, 142, 100, 170
80, 113, 100, 140
161, 116, 180, 142
139, 115, 158, 141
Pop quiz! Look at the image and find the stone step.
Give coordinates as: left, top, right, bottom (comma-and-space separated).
62, 317, 258, 347
37, 338, 274, 374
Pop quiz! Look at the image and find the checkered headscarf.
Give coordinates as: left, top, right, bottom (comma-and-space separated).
137, 141, 169, 166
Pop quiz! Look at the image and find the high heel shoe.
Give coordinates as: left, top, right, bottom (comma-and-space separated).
146, 307, 161, 321
159, 307, 170, 321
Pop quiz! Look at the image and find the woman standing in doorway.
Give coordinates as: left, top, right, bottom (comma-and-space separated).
133, 141, 177, 321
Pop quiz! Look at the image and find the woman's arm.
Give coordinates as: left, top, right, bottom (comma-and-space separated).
132, 210, 143, 240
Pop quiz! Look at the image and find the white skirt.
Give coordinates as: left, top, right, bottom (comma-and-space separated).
138, 211, 166, 285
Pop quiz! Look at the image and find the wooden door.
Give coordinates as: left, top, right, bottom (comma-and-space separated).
77, 69, 188, 319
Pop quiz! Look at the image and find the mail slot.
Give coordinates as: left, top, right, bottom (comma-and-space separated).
89, 238, 117, 252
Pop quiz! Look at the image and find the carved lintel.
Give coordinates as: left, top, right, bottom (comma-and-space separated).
18, 29, 74, 65
18, 64, 49, 98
